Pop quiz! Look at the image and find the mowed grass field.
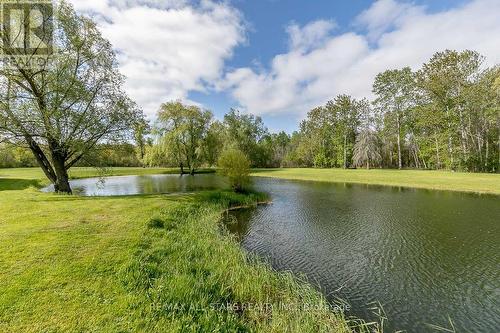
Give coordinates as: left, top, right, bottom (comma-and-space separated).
0, 167, 359, 333
252, 168, 500, 195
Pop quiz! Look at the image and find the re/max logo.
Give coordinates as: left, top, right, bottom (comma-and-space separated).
0, 0, 54, 56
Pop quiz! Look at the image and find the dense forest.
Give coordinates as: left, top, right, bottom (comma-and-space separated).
2, 50, 498, 173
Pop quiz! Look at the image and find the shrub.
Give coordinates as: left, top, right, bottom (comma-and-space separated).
217, 148, 251, 192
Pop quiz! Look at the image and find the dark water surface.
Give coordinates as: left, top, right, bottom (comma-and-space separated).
226, 178, 500, 333
42, 174, 228, 196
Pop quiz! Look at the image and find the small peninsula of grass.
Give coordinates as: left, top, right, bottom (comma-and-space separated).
0, 167, 366, 332
251, 168, 500, 195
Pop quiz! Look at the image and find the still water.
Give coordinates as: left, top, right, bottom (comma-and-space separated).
226, 178, 500, 333
42, 174, 228, 196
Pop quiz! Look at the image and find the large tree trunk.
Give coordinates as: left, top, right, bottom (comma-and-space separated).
25, 136, 57, 184
54, 170, 71, 194
23, 135, 72, 193
52, 152, 72, 194
180, 163, 184, 175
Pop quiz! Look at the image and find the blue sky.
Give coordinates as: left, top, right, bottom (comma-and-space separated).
72, 0, 500, 133
189, 0, 375, 132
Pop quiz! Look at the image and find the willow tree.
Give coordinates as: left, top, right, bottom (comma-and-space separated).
223, 109, 269, 167
0, 2, 142, 193
353, 130, 381, 169
156, 101, 212, 175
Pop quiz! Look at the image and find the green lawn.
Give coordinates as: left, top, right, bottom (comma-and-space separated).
0, 167, 363, 332
252, 168, 500, 195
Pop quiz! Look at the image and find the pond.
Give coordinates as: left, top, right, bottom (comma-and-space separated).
226, 178, 500, 333
41, 174, 499, 331
42, 173, 228, 196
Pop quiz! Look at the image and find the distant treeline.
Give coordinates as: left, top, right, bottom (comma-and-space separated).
146, 50, 499, 173
289, 50, 499, 172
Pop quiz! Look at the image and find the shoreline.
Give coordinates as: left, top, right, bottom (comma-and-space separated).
2, 167, 498, 195
251, 168, 500, 195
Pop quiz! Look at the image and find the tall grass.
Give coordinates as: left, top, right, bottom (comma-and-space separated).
120, 190, 376, 332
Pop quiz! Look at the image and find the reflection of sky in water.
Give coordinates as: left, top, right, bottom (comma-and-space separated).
226, 178, 500, 333
42, 174, 228, 196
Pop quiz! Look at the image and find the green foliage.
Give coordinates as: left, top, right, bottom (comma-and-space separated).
133, 116, 151, 166
223, 109, 272, 167
286, 50, 499, 173
373, 67, 416, 169
203, 121, 225, 166
150, 101, 213, 174
147, 103, 295, 170
0, 1, 143, 193
313, 152, 334, 168
0, 144, 37, 168
222, 109, 266, 156
78, 143, 142, 167
196, 190, 269, 207
414, 50, 497, 171
217, 149, 251, 192
291, 96, 368, 169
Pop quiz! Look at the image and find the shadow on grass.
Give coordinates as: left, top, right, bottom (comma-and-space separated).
0, 178, 41, 191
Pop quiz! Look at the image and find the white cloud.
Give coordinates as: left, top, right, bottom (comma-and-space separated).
354, 0, 423, 41
69, 0, 245, 117
287, 19, 337, 51
224, 0, 500, 117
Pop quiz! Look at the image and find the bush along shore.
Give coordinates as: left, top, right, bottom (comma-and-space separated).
120, 190, 376, 332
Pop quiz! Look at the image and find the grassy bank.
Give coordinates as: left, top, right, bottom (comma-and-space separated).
0, 168, 365, 332
252, 168, 500, 195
